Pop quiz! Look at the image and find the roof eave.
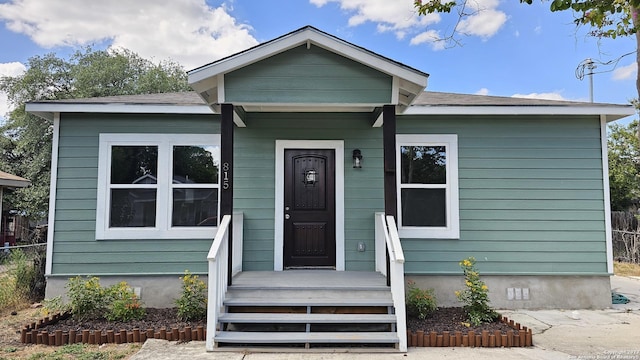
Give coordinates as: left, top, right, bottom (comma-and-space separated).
25, 102, 214, 120
403, 105, 635, 121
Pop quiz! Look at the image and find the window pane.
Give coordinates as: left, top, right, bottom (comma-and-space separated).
110, 189, 157, 227
111, 146, 158, 184
172, 188, 218, 227
173, 145, 219, 184
400, 146, 446, 184
401, 188, 446, 227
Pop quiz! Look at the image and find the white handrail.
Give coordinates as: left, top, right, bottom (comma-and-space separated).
206, 215, 232, 351
375, 213, 407, 352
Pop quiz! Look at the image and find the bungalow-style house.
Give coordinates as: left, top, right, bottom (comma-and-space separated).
27, 26, 633, 351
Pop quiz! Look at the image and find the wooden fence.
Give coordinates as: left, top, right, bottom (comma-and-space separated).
612, 211, 640, 263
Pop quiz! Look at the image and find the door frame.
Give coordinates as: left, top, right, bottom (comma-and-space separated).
274, 140, 345, 271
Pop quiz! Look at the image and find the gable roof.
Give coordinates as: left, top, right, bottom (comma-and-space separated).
0, 170, 30, 188
187, 26, 429, 111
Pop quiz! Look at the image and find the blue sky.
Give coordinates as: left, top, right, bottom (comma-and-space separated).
0, 0, 637, 124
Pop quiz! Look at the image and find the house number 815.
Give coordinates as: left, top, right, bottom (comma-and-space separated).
222, 162, 230, 190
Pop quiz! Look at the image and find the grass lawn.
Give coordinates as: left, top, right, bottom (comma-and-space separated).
614, 262, 640, 276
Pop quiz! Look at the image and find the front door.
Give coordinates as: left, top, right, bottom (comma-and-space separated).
283, 149, 336, 268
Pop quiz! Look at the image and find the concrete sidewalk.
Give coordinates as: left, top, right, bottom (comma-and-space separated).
130, 276, 640, 360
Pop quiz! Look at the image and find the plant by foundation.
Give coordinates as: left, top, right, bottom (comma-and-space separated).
455, 257, 498, 326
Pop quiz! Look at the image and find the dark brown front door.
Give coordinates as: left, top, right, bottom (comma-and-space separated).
283, 149, 336, 268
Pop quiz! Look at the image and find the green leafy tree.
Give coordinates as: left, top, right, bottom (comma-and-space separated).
0, 48, 191, 220
608, 120, 640, 210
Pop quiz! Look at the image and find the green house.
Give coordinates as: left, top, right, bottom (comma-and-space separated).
27, 26, 633, 351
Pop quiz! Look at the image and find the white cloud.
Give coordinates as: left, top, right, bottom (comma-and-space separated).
0, 0, 259, 69
475, 88, 490, 95
410, 30, 446, 50
312, 0, 506, 45
511, 92, 567, 101
0, 62, 27, 121
458, 9, 506, 38
612, 63, 637, 81
311, 0, 440, 39
534, 25, 542, 34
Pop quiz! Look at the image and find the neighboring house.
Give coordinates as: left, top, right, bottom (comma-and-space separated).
0, 170, 30, 246
27, 26, 633, 350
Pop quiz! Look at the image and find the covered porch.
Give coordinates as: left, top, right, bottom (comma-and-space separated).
206, 213, 407, 351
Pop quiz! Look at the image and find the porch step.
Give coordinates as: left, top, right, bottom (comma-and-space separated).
215, 331, 399, 344
213, 271, 400, 350
219, 313, 397, 324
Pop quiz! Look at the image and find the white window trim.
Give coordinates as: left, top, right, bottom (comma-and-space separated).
396, 134, 460, 239
96, 133, 221, 240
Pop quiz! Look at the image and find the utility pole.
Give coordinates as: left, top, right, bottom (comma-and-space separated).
586, 58, 596, 103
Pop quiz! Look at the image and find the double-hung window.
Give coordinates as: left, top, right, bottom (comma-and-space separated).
396, 134, 460, 239
96, 134, 221, 239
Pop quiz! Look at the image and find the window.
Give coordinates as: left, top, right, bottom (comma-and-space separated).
96, 134, 221, 239
396, 134, 459, 239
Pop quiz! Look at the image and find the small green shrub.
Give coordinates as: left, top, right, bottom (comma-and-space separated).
66, 276, 108, 321
8, 250, 35, 299
405, 280, 437, 320
41, 296, 70, 317
106, 281, 145, 322
0, 250, 35, 312
455, 257, 499, 326
175, 270, 207, 321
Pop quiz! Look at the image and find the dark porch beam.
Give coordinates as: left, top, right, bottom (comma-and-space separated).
383, 105, 397, 218
221, 103, 234, 286
383, 105, 396, 286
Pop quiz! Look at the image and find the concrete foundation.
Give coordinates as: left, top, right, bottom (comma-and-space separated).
45, 275, 208, 308
46, 273, 612, 310
407, 275, 612, 309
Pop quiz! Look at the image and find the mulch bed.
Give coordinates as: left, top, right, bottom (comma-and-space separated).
20, 307, 532, 348
406, 307, 532, 347
20, 308, 206, 346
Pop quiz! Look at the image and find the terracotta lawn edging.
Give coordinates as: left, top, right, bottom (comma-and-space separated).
20, 312, 206, 346
407, 315, 533, 348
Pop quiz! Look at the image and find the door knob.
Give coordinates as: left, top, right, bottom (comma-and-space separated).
285, 214, 290, 220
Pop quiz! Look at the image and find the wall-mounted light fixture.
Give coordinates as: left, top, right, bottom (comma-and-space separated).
352, 149, 363, 168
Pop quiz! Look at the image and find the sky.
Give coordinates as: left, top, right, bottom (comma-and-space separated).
0, 0, 638, 124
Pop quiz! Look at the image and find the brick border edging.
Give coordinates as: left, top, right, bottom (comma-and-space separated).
407, 315, 533, 347
20, 312, 206, 346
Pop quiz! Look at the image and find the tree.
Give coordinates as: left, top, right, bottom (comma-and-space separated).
608, 120, 640, 211
414, 0, 640, 100
0, 48, 191, 220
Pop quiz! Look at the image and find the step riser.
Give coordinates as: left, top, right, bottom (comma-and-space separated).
226, 289, 392, 300
216, 285, 398, 349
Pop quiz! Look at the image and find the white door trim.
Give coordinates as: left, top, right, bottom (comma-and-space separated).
274, 140, 345, 271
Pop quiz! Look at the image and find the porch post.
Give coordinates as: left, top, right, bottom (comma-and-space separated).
383, 105, 396, 286
221, 103, 234, 286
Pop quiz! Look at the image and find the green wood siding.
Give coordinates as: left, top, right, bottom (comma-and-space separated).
52, 111, 608, 277
225, 45, 392, 104
52, 113, 220, 275
397, 115, 608, 275
235, 113, 383, 271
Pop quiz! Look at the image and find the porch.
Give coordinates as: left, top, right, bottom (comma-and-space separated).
206, 213, 407, 351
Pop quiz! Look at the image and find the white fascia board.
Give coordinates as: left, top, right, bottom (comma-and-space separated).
304, 31, 428, 87
241, 103, 378, 112
26, 103, 215, 117
404, 105, 634, 120
188, 28, 428, 89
